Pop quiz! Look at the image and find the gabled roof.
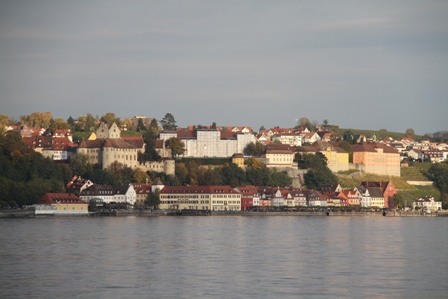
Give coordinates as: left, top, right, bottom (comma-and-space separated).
131, 183, 152, 195
352, 143, 399, 154
38, 193, 86, 205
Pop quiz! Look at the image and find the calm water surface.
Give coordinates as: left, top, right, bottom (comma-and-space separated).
0, 216, 447, 298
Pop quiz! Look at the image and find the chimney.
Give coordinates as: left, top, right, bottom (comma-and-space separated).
366, 180, 368, 187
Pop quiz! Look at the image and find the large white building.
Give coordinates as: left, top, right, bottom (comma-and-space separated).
160, 129, 256, 158
413, 196, 442, 212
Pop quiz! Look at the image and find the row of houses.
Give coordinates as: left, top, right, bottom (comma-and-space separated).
33, 177, 443, 216
72, 178, 399, 210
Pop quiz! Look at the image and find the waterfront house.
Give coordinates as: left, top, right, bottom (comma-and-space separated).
235, 186, 260, 210
159, 185, 241, 211
34, 193, 88, 216
80, 184, 136, 206
412, 196, 442, 212
358, 180, 397, 209
131, 183, 152, 206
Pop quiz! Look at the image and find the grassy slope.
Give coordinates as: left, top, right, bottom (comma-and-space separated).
339, 128, 422, 141
336, 163, 439, 202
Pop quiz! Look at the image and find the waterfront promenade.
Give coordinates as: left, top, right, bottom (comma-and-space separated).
2, 208, 444, 218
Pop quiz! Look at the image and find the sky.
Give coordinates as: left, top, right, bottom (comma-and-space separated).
1, 1, 447, 135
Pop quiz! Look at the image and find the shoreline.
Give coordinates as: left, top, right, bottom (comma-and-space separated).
1, 209, 444, 218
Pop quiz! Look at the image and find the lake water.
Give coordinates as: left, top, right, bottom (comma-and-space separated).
1, 216, 447, 299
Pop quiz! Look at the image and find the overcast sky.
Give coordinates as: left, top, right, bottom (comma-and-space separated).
1, 1, 447, 135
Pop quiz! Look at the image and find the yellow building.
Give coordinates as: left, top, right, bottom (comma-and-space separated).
35, 193, 88, 215
264, 144, 297, 168
298, 141, 349, 172
231, 153, 245, 169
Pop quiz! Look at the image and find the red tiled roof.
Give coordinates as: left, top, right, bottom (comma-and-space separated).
38, 193, 86, 205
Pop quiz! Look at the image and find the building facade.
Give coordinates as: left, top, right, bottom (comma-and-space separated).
35, 193, 88, 216
159, 186, 241, 211
160, 129, 256, 158
352, 143, 400, 177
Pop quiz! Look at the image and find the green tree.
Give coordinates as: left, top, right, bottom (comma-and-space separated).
67, 116, 75, 127
393, 193, 405, 209
425, 163, 448, 208
100, 112, 120, 127
160, 113, 177, 130
139, 130, 162, 163
197, 167, 223, 186
137, 118, 147, 132
338, 140, 353, 163
166, 137, 185, 158
175, 162, 189, 185
145, 188, 161, 208
302, 153, 338, 189
20, 112, 53, 128
405, 128, 416, 139
49, 118, 70, 132
342, 130, 356, 144
246, 167, 270, 186
268, 170, 292, 187
246, 157, 264, 169
0, 114, 10, 133
220, 163, 246, 187
85, 113, 97, 131
244, 141, 265, 157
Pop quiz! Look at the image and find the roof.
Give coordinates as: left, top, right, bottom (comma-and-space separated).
78, 138, 140, 149
131, 183, 152, 195
357, 185, 384, 198
38, 193, 86, 205
160, 185, 238, 194
352, 143, 399, 154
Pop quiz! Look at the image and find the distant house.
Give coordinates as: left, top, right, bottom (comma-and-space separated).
34, 193, 88, 216
263, 144, 297, 168
131, 183, 152, 206
306, 190, 322, 207
302, 132, 321, 144
235, 186, 260, 210
66, 176, 94, 194
272, 133, 303, 146
231, 153, 245, 169
80, 184, 136, 206
357, 180, 397, 209
341, 190, 360, 206
412, 196, 442, 212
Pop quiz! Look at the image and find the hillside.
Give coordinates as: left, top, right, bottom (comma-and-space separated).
336, 170, 439, 203
339, 128, 416, 141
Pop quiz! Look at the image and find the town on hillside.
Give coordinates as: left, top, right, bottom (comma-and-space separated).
0, 112, 447, 215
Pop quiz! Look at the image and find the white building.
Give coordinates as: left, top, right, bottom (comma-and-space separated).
80, 184, 136, 206
272, 133, 303, 146
160, 129, 256, 158
413, 196, 442, 212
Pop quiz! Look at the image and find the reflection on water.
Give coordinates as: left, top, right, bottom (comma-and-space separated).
0, 216, 447, 298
